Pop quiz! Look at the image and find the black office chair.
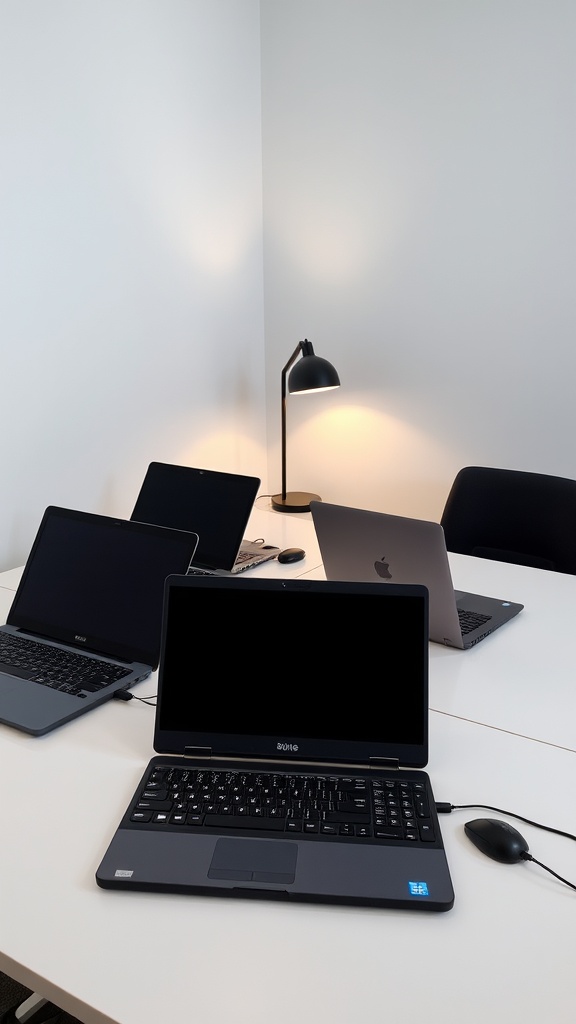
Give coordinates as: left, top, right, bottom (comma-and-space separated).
440, 466, 576, 575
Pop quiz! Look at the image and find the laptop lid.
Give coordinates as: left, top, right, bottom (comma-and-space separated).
155, 575, 429, 767
310, 501, 523, 649
130, 462, 267, 572
96, 575, 454, 911
0, 507, 198, 734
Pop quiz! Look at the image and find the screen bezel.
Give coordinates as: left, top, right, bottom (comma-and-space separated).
154, 575, 430, 768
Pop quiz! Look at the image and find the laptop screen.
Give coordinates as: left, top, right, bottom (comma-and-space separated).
8, 507, 198, 666
130, 463, 260, 571
155, 576, 430, 768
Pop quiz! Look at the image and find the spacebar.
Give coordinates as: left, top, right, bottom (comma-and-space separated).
203, 814, 286, 831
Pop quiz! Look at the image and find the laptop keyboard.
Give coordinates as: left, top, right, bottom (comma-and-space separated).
185, 547, 272, 575
458, 609, 491, 634
0, 632, 131, 696
129, 766, 437, 844
234, 549, 256, 565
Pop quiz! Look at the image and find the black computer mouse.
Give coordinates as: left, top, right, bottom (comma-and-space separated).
277, 547, 306, 564
464, 818, 530, 864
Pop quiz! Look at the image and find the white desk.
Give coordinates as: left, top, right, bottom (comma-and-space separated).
246, 504, 323, 576
0, 704, 574, 1024
302, 548, 576, 752
1, 508, 576, 1024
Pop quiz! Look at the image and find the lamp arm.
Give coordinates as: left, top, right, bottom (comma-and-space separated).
280, 342, 306, 500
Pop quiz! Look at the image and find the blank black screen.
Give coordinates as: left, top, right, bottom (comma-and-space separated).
157, 581, 427, 752
131, 463, 259, 571
9, 508, 198, 665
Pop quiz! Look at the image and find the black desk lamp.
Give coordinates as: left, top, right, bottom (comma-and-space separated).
271, 339, 340, 513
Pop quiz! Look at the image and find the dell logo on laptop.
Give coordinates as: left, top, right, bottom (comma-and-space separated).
74, 635, 87, 642
277, 741, 299, 752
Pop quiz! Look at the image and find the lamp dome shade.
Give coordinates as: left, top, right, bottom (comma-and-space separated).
288, 354, 340, 394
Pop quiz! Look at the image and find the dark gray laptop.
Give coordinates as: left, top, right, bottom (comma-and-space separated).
0, 506, 198, 735
96, 574, 454, 911
131, 462, 280, 574
311, 501, 523, 650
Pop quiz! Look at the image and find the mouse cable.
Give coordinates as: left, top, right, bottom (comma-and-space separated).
435, 802, 576, 842
113, 690, 157, 706
518, 852, 576, 892
437, 802, 576, 892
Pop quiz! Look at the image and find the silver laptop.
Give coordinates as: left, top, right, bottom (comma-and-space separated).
311, 501, 523, 649
96, 573, 454, 912
130, 462, 280, 574
0, 507, 199, 735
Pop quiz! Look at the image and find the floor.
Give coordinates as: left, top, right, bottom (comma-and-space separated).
0, 973, 83, 1024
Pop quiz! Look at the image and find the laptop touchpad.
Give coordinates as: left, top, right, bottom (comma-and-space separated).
208, 838, 297, 883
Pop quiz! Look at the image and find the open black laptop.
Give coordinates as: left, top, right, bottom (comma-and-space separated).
131, 462, 280, 574
0, 507, 198, 735
311, 501, 523, 649
96, 574, 454, 911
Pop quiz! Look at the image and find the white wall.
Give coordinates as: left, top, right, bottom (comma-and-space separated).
261, 0, 576, 521
2, 1, 575, 571
0, 1, 266, 570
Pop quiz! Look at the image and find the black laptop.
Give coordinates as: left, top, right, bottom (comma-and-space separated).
96, 574, 454, 911
0, 507, 198, 735
131, 462, 280, 573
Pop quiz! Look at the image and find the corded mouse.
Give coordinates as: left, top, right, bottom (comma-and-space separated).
464, 817, 530, 864
277, 547, 306, 564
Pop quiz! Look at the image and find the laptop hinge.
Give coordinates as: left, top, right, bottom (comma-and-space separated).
369, 757, 400, 770
184, 746, 212, 758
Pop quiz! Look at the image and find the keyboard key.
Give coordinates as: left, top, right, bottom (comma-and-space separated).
204, 814, 286, 831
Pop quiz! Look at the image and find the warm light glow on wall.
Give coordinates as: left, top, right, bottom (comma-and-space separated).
279, 402, 459, 522
173, 417, 267, 478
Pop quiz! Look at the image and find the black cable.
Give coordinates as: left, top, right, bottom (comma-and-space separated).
437, 801, 576, 892
436, 802, 576, 842
113, 690, 157, 706
521, 852, 576, 892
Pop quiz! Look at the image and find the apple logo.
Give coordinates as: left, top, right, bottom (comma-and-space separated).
374, 554, 392, 579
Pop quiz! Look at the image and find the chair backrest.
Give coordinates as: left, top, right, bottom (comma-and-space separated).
440, 466, 576, 574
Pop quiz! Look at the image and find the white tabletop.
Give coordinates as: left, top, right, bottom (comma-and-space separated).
300, 544, 576, 752
3, 517, 575, 751
1, 506, 575, 1024
0, 703, 574, 1024
427, 554, 576, 751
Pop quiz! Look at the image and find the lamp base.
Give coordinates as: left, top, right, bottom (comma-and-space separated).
271, 491, 321, 514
